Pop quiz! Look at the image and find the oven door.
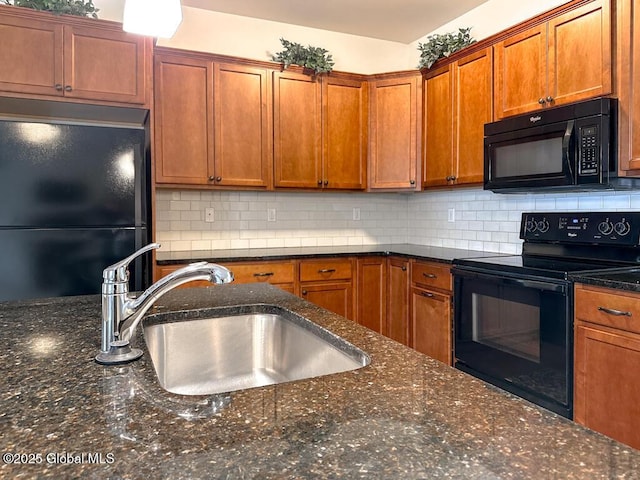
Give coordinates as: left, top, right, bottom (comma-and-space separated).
453, 267, 572, 418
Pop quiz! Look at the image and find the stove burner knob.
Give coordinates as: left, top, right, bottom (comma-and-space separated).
536, 219, 549, 233
525, 220, 537, 232
598, 221, 614, 235
614, 221, 631, 236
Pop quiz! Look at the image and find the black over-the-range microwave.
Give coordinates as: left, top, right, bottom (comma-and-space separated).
484, 97, 638, 193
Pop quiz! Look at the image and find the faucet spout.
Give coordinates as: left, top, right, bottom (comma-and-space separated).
95, 244, 234, 365
118, 262, 234, 344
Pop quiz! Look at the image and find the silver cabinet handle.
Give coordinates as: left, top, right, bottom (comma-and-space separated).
597, 306, 632, 317
253, 272, 274, 277
318, 268, 336, 274
420, 292, 434, 298
422, 273, 437, 279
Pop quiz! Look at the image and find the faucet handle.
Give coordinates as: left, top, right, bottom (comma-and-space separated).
103, 242, 160, 283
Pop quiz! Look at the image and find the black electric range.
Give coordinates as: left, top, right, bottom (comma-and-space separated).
452, 212, 640, 419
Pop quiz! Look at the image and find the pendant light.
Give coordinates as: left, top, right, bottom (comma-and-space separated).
123, 0, 183, 38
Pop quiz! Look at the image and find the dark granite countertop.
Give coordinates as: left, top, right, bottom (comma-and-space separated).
156, 244, 503, 265
2, 284, 639, 479
572, 266, 640, 293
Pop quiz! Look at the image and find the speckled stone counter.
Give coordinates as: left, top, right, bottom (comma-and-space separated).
2, 284, 639, 479
572, 267, 640, 293
156, 243, 503, 265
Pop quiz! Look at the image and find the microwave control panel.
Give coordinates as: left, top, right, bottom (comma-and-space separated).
578, 125, 599, 176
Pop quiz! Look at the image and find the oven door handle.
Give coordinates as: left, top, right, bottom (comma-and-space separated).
453, 268, 566, 293
505, 277, 566, 293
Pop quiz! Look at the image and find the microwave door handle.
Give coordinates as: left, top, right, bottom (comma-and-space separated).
562, 120, 575, 179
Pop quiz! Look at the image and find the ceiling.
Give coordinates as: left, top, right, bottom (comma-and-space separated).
180, 0, 489, 44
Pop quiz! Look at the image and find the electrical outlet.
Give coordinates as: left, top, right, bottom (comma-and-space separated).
267, 208, 276, 222
205, 208, 214, 222
448, 208, 455, 223
352, 207, 361, 221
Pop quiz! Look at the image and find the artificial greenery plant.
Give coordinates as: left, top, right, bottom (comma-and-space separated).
417, 27, 475, 69
2, 0, 99, 18
271, 38, 335, 75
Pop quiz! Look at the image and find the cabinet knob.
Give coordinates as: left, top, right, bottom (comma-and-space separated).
302, 290, 308, 295
538, 98, 546, 105
208, 176, 215, 181
401, 266, 407, 271
450, 175, 456, 182
317, 180, 323, 186
323, 180, 328, 186
410, 179, 416, 185
216, 176, 222, 182
55, 84, 63, 91
64, 85, 72, 92
546, 96, 554, 103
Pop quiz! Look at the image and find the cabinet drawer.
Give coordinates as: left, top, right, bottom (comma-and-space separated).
575, 284, 640, 334
411, 261, 451, 291
300, 259, 353, 282
224, 261, 296, 285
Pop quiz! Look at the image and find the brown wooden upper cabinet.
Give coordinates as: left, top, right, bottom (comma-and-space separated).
493, 0, 611, 119
616, 0, 640, 174
423, 48, 492, 187
368, 74, 421, 191
273, 71, 367, 190
0, 6, 150, 105
154, 50, 272, 188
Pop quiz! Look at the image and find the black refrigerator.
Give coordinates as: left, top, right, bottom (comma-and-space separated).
0, 118, 151, 302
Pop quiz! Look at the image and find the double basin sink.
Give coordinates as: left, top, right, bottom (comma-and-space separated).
142, 304, 370, 396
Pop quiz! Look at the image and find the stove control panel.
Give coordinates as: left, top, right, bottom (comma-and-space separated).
521, 212, 640, 245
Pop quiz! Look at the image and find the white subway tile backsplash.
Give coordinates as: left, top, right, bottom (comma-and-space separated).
155, 188, 640, 253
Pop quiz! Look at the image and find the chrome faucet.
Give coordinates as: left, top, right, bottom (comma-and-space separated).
95, 243, 234, 365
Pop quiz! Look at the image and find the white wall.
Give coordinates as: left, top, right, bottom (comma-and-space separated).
95, 0, 572, 73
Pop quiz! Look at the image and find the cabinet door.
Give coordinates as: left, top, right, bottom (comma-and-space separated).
356, 257, 386, 334
154, 55, 213, 185
574, 324, 640, 450
301, 282, 354, 320
386, 257, 411, 346
455, 48, 493, 185
273, 71, 322, 188
0, 13, 63, 96
411, 287, 451, 365
369, 76, 420, 190
548, 0, 611, 106
494, 24, 548, 119
617, 0, 640, 172
323, 77, 367, 190
63, 25, 147, 104
423, 65, 454, 187
214, 64, 271, 188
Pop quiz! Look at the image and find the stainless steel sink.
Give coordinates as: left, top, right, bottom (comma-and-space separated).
143, 305, 370, 395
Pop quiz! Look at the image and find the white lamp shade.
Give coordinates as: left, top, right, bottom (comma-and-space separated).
123, 0, 183, 38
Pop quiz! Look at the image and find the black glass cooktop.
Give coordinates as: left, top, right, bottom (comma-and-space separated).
453, 255, 627, 280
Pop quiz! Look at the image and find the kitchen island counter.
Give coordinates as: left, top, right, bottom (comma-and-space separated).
1, 284, 638, 479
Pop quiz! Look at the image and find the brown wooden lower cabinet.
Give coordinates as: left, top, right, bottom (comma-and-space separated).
411, 286, 452, 365
574, 283, 640, 450
299, 257, 355, 320
355, 256, 387, 334
386, 257, 411, 346
156, 255, 454, 363
300, 282, 353, 320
